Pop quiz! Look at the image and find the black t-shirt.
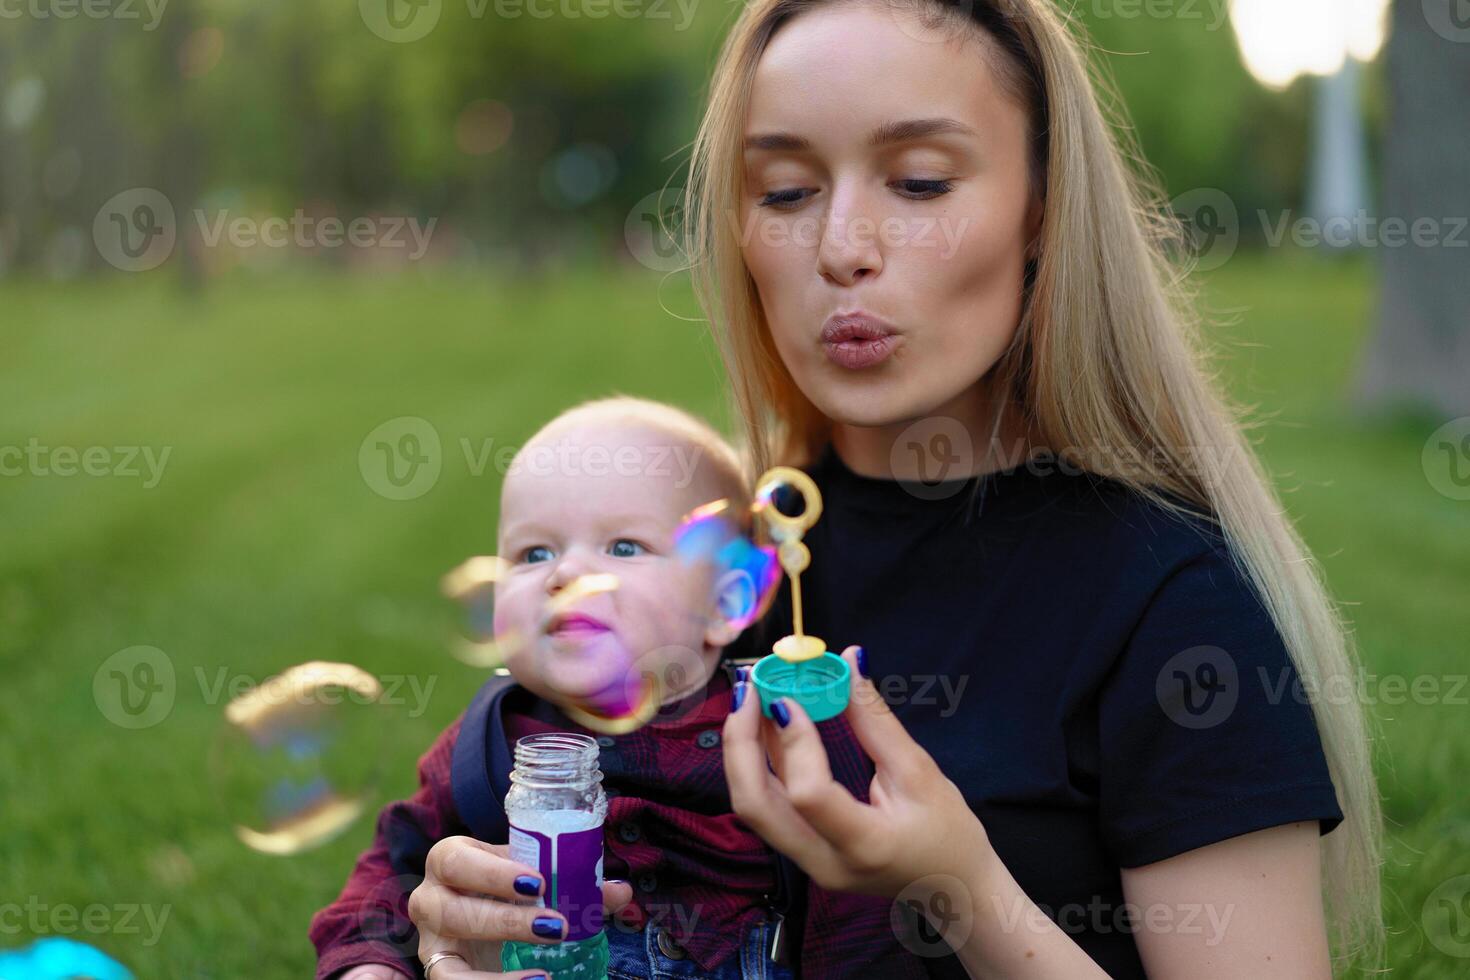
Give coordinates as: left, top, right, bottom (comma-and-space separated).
726, 442, 1343, 977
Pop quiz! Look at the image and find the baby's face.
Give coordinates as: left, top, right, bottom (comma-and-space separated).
494, 420, 738, 710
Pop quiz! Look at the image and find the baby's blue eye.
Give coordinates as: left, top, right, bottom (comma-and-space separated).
609, 539, 646, 558
522, 545, 554, 564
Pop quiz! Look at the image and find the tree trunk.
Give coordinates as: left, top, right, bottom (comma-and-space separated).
1353, 0, 1470, 417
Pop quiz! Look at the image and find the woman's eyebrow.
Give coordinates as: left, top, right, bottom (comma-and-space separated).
743, 116, 977, 152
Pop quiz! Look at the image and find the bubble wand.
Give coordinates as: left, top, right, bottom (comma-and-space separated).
748, 467, 851, 722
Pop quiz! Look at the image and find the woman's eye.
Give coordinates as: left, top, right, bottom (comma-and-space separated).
757, 188, 810, 210
520, 545, 554, 564
608, 539, 647, 558
892, 178, 954, 199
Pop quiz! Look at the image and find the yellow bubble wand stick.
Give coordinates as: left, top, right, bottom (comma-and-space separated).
748, 467, 851, 721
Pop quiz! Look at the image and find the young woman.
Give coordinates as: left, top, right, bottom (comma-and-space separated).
700, 0, 1382, 977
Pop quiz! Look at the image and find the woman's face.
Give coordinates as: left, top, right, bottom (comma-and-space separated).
740, 1, 1040, 431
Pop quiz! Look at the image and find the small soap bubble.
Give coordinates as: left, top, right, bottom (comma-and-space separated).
211, 662, 387, 855
441, 555, 524, 668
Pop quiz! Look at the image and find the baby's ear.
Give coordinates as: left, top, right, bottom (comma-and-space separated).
704, 568, 757, 648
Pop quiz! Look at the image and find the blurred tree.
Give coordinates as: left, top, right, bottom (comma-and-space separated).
1354, 0, 1469, 417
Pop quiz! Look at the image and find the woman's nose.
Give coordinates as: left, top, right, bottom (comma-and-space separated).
816, 181, 883, 286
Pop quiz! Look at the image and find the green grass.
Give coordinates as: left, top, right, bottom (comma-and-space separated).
1, 253, 1465, 977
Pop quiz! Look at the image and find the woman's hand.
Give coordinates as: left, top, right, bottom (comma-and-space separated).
722, 645, 995, 901
406, 836, 635, 978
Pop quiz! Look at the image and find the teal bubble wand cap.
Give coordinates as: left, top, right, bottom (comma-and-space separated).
748, 466, 851, 722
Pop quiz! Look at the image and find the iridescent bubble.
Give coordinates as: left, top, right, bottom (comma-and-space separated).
673, 498, 781, 631
441, 555, 523, 668
212, 662, 387, 855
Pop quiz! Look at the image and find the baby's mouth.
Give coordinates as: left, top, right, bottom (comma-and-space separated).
546, 611, 613, 639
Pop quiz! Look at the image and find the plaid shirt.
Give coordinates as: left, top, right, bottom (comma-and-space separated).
309, 664, 931, 979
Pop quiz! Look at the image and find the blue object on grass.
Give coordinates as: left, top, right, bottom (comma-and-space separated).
0, 938, 134, 980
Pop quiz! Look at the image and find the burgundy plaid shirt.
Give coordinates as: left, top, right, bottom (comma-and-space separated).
309, 665, 931, 979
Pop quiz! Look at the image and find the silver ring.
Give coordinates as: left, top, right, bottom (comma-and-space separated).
422, 951, 468, 978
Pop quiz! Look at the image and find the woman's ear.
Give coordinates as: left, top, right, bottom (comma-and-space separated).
704, 568, 757, 648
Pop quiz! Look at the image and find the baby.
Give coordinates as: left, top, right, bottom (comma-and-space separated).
310, 396, 928, 980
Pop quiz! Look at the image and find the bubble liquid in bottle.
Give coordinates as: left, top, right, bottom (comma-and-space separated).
500, 732, 610, 979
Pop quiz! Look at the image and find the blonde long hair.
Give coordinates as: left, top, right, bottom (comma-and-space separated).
681, 0, 1382, 964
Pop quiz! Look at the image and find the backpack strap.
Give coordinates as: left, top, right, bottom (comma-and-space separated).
450, 673, 520, 843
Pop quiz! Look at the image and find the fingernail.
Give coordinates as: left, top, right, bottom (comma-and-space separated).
513, 874, 542, 897
733, 680, 747, 712
854, 645, 870, 680
607, 878, 628, 886
532, 916, 565, 939
771, 698, 791, 728
737, 665, 751, 683
523, 975, 550, 980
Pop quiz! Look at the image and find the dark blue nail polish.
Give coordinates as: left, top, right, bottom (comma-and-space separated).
855, 645, 870, 679
771, 698, 791, 728
523, 975, 549, 980
733, 681, 747, 712
532, 916, 565, 939
737, 665, 751, 683
513, 874, 542, 896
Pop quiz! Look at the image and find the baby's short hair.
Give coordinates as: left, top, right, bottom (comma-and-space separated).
522, 394, 749, 507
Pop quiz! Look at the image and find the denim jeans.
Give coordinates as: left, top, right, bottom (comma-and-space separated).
605, 916, 795, 980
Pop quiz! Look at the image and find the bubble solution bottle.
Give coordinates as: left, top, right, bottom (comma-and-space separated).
500, 732, 610, 979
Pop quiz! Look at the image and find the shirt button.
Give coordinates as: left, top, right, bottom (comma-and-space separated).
656, 928, 687, 959
596, 735, 617, 748
696, 730, 720, 749
617, 822, 642, 844
637, 872, 659, 893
